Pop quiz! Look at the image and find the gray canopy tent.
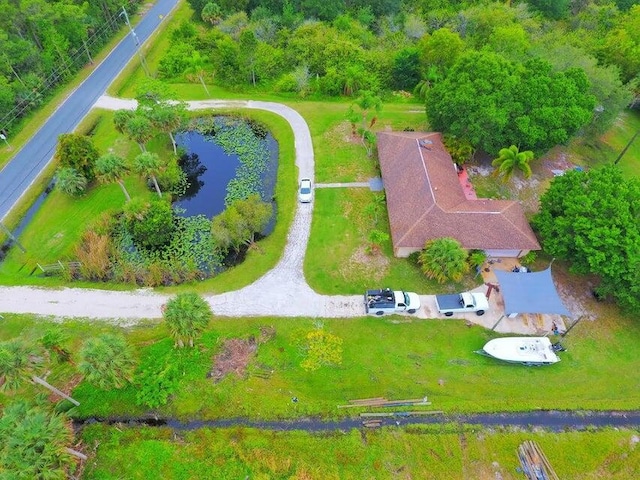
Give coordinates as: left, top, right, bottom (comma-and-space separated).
494, 267, 572, 318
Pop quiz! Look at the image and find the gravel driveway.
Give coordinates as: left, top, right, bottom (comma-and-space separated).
0, 96, 554, 334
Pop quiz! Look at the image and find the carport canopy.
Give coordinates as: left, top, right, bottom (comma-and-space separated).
494, 267, 572, 317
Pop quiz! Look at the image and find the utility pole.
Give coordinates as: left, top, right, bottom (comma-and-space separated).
0, 132, 11, 150
120, 6, 150, 77
0, 221, 26, 252
614, 129, 640, 165
561, 315, 583, 338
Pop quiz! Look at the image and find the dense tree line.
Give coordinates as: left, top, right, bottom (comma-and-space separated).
177, 0, 638, 154
0, 0, 141, 132
534, 165, 640, 311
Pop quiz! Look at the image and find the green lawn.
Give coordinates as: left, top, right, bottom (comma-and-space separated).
80, 424, 639, 479
567, 109, 640, 177
305, 187, 478, 294
1, 309, 638, 421
0, 108, 296, 291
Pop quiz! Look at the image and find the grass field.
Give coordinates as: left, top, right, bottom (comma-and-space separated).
79, 424, 640, 479
1, 1, 639, 476
1, 308, 638, 421
305, 187, 479, 294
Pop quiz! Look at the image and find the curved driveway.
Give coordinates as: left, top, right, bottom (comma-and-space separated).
0, 96, 545, 334
0, 96, 365, 321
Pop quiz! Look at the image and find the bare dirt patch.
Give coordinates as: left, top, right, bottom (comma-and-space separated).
209, 327, 275, 383
209, 338, 258, 383
339, 245, 390, 282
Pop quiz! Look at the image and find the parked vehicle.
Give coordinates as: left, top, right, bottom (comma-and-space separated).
435, 291, 489, 316
298, 178, 312, 203
365, 288, 421, 315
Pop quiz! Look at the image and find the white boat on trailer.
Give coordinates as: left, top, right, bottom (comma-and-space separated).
478, 337, 561, 366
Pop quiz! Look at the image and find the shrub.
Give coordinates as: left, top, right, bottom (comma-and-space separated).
75, 231, 112, 281
55, 167, 87, 196
299, 329, 343, 372
135, 363, 178, 409
418, 237, 470, 284
123, 198, 175, 250
468, 250, 488, 269
520, 251, 537, 266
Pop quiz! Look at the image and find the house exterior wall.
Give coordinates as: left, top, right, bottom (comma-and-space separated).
395, 246, 420, 258
395, 247, 530, 259
484, 249, 528, 258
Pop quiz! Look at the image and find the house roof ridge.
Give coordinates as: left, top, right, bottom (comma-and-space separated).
500, 202, 541, 248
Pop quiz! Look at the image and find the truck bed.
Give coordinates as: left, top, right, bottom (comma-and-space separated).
435, 294, 463, 310
365, 289, 396, 311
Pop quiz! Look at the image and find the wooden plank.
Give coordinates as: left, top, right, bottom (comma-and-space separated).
349, 397, 387, 404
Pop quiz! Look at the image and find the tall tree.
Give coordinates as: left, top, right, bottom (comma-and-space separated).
0, 401, 85, 479
54, 133, 99, 182
95, 153, 131, 202
185, 50, 210, 96
123, 198, 176, 250
78, 334, 136, 390
346, 90, 382, 156
426, 51, 595, 154
163, 293, 213, 348
125, 114, 154, 153
0, 341, 80, 406
202, 3, 223, 25
113, 109, 135, 135
150, 104, 183, 155
133, 151, 163, 197
418, 237, 470, 284
492, 145, 534, 180
533, 165, 640, 311
211, 194, 273, 252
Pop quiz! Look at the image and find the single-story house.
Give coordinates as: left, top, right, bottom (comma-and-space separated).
376, 131, 541, 258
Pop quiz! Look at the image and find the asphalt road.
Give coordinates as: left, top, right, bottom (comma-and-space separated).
0, 0, 180, 221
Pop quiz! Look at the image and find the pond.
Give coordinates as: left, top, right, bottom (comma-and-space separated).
173, 116, 279, 233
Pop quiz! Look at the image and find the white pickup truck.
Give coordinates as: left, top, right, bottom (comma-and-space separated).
365, 288, 421, 316
435, 291, 489, 317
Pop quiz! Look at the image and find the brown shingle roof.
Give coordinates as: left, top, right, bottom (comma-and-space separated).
377, 131, 540, 253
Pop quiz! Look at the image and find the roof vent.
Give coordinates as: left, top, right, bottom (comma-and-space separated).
419, 139, 433, 150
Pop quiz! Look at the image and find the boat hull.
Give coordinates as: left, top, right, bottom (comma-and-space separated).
479, 337, 560, 366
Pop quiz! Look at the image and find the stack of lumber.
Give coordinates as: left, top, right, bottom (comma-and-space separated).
338, 396, 431, 408
362, 419, 383, 428
517, 441, 560, 480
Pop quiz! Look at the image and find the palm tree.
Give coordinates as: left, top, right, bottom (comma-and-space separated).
113, 109, 135, 135
150, 104, 183, 155
133, 151, 163, 197
0, 401, 86, 479
347, 90, 383, 156
418, 237, 470, 284
95, 153, 131, 202
163, 293, 213, 348
0, 340, 80, 406
78, 334, 136, 390
39, 329, 74, 366
55, 167, 87, 196
201, 2, 222, 25
125, 114, 154, 153
492, 145, 534, 180
185, 50, 210, 96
